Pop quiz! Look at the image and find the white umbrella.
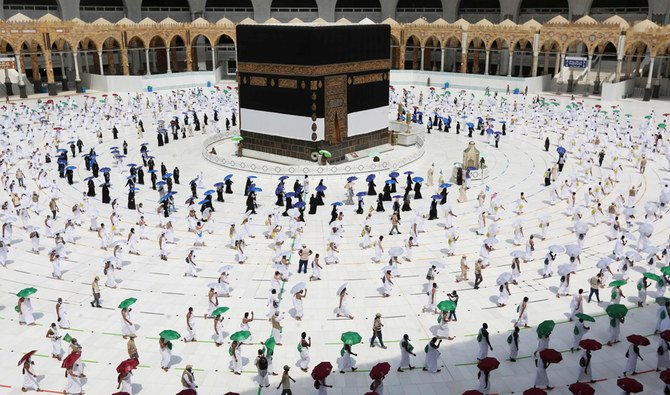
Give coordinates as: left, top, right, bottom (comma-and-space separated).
429, 261, 445, 269
327, 234, 341, 244
625, 250, 643, 261
621, 231, 637, 241
104, 256, 116, 262
639, 223, 654, 237
548, 245, 565, 254
272, 264, 289, 277
287, 208, 300, 218
596, 257, 614, 269
207, 282, 220, 290
336, 282, 348, 296
388, 247, 404, 257
381, 265, 394, 273
330, 220, 342, 228
623, 207, 636, 217
558, 264, 577, 276
510, 250, 526, 258
565, 244, 581, 257
574, 222, 588, 235
274, 251, 292, 260
484, 237, 499, 245
645, 201, 659, 213
218, 265, 234, 273
644, 246, 661, 255
290, 282, 306, 295
496, 272, 512, 286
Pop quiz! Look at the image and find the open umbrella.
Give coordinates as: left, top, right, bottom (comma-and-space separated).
557, 147, 566, 155
118, 297, 137, 309
290, 282, 306, 295
639, 223, 654, 236
483, 237, 499, 245
388, 247, 404, 257
159, 330, 181, 341
356, 191, 368, 197
318, 150, 332, 158
661, 368, 670, 384
440, 183, 453, 188
341, 331, 362, 345
575, 313, 595, 322
311, 361, 333, 380
536, 320, 555, 337
606, 303, 628, 319
568, 382, 594, 395
510, 250, 526, 258
617, 377, 643, 393
369, 362, 391, 379
609, 280, 626, 287
437, 300, 456, 312
17, 350, 37, 366
523, 389, 546, 395
565, 244, 581, 257
626, 334, 650, 346
61, 351, 81, 369
661, 331, 670, 342
412, 177, 424, 183
263, 336, 276, 354
538, 348, 562, 364
211, 307, 229, 317
496, 272, 512, 286
658, 297, 670, 305
557, 264, 576, 276
230, 331, 251, 342
116, 358, 139, 374
231, 135, 244, 142
548, 245, 565, 254
644, 272, 662, 282
16, 287, 37, 298
625, 251, 643, 261
476, 357, 500, 372
579, 339, 602, 351
347, 176, 358, 182
596, 257, 614, 269
661, 267, 670, 276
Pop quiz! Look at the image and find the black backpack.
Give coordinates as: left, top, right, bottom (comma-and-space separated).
258, 356, 268, 370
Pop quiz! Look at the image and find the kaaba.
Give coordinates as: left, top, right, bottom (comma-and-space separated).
236, 24, 391, 163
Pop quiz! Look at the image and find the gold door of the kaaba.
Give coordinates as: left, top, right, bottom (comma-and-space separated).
324, 75, 348, 144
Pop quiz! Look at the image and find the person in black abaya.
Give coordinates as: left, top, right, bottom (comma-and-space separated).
308, 194, 317, 214
137, 168, 144, 185
160, 163, 167, 178
376, 193, 385, 212
190, 179, 197, 198
428, 199, 438, 220
173, 167, 180, 184
356, 195, 364, 214
92, 162, 99, 178
101, 184, 111, 204
128, 189, 136, 210
405, 174, 413, 190
413, 181, 423, 200
282, 195, 293, 216
225, 178, 233, 194
382, 183, 392, 201
66, 169, 74, 185
244, 178, 252, 196
216, 185, 224, 202
245, 193, 256, 215
315, 188, 325, 206
401, 195, 412, 212
392, 197, 401, 219
275, 187, 284, 206
112, 126, 119, 139
390, 176, 398, 193
440, 187, 448, 205
329, 205, 338, 224
157, 132, 164, 147
367, 180, 376, 196
87, 179, 96, 197
151, 172, 157, 190
103, 171, 111, 184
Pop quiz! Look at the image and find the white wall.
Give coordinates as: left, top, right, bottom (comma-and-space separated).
240, 108, 325, 141
348, 106, 388, 136
601, 79, 636, 102
390, 70, 551, 94
81, 71, 217, 92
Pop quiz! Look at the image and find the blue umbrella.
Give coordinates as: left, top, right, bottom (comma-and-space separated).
486, 128, 494, 135
466, 122, 474, 128
285, 192, 296, 198
126, 175, 135, 180
67, 140, 75, 144
158, 195, 171, 203
250, 187, 262, 193
347, 176, 358, 182
162, 173, 173, 179
477, 116, 483, 122
488, 117, 495, 122
385, 179, 397, 184
156, 181, 166, 186
214, 182, 224, 187
393, 195, 403, 199
224, 174, 233, 181
315, 185, 327, 192
440, 183, 453, 188
275, 187, 284, 194
499, 120, 507, 124
84, 176, 95, 181
147, 169, 158, 174
279, 176, 289, 181
467, 166, 477, 171
57, 148, 67, 153
494, 132, 502, 136
331, 201, 343, 207
403, 171, 414, 175
412, 177, 424, 183
109, 146, 118, 150
100, 167, 111, 173
167, 191, 178, 196
127, 163, 137, 167
66, 166, 76, 170
198, 199, 209, 205
356, 191, 368, 197
247, 175, 257, 179
431, 194, 442, 200
204, 190, 215, 196
99, 183, 109, 187
557, 147, 566, 155
293, 201, 306, 209
129, 187, 140, 192
57, 159, 67, 164
115, 155, 126, 158
366, 174, 375, 182
389, 172, 399, 178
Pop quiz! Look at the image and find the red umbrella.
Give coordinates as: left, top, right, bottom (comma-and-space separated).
617, 377, 643, 393
17, 350, 37, 366
462, 391, 483, 395
539, 348, 563, 364
175, 391, 196, 395
223, 393, 239, 395
363, 393, 379, 395
523, 388, 547, 395
112, 393, 131, 395
660, 330, 670, 342
116, 358, 139, 374
578, 339, 602, 351
568, 382, 595, 395
311, 361, 333, 380
476, 357, 500, 372
61, 351, 81, 369
369, 362, 391, 380
626, 334, 650, 346
661, 368, 670, 384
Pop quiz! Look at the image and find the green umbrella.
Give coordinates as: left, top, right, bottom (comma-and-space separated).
211, 306, 230, 317
659, 123, 667, 128
437, 300, 456, 312
368, 151, 380, 158
656, 296, 669, 305
600, 110, 608, 115
662, 267, 670, 276
230, 330, 251, 342
536, 320, 555, 337
340, 331, 362, 345
613, 109, 620, 113
63, 333, 73, 343
16, 287, 37, 298
609, 280, 626, 287
14, 305, 18, 313
644, 272, 662, 282
550, 102, 559, 106
644, 115, 653, 119
575, 313, 595, 322
444, 90, 451, 95
606, 303, 628, 319
118, 297, 137, 309
159, 330, 181, 341
230, 135, 244, 142
263, 336, 276, 354
318, 150, 332, 158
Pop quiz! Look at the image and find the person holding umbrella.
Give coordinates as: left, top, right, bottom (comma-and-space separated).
338, 339, 358, 373
534, 349, 558, 390
571, 314, 593, 352
623, 335, 648, 376
397, 334, 416, 372
116, 359, 137, 393
657, 331, 670, 371
477, 357, 499, 393
607, 303, 628, 346
19, 351, 40, 392
577, 347, 594, 383
337, 285, 353, 319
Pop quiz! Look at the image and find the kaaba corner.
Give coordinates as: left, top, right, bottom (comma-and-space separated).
236, 24, 391, 163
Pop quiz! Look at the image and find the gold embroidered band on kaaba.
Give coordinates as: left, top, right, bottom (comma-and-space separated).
237, 59, 390, 77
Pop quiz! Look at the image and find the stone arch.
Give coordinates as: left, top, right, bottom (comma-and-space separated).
101, 37, 122, 75
467, 36, 486, 74
390, 35, 401, 69
19, 40, 45, 94
404, 34, 421, 70
214, 33, 237, 77
423, 35, 441, 71
442, 35, 461, 72
190, 34, 212, 72
622, 40, 650, 80
126, 36, 147, 75
487, 37, 510, 75
563, 38, 591, 56
538, 39, 561, 76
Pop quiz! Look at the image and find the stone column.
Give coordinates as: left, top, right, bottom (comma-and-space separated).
44, 49, 57, 96
211, 46, 217, 71
420, 47, 425, 71
59, 52, 68, 91
472, 49, 480, 74
84, 51, 90, 72
97, 51, 104, 75
460, 49, 467, 73
186, 45, 193, 72
531, 51, 538, 77
643, 56, 654, 101
517, 50, 525, 77
633, 52, 643, 78
507, 50, 513, 77
72, 51, 82, 93
558, 53, 566, 81
586, 53, 593, 83
121, 47, 129, 75
440, 48, 445, 72
144, 49, 151, 75
16, 52, 27, 98
543, 51, 550, 75
398, 45, 405, 70
106, 50, 116, 75
614, 58, 622, 82
484, 50, 490, 75
166, 47, 172, 73
30, 52, 41, 94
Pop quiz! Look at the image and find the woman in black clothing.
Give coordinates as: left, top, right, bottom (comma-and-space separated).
376, 193, 385, 212
308, 195, 317, 215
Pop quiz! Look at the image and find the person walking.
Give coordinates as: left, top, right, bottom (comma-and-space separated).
587, 273, 602, 303
397, 334, 416, 372
474, 258, 484, 289
370, 313, 386, 348
90, 276, 101, 307
277, 365, 296, 394
297, 245, 312, 274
